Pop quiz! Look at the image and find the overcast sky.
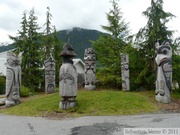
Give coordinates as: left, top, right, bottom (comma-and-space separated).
0, 0, 180, 44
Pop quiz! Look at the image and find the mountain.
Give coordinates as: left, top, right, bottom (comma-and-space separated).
57, 27, 105, 59
0, 27, 105, 60
0, 44, 15, 53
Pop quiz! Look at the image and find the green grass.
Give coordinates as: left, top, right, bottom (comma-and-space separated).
0, 95, 5, 98
1, 94, 59, 116
74, 90, 158, 116
171, 89, 180, 99
0, 90, 159, 117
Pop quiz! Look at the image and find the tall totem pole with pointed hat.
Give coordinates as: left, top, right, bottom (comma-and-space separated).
59, 37, 77, 109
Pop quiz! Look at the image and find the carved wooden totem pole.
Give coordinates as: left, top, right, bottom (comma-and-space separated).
84, 48, 96, 90
59, 39, 77, 109
45, 59, 55, 93
155, 41, 172, 103
5, 52, 21, 107
45, 49, 55, 93
120, 53, 130, 90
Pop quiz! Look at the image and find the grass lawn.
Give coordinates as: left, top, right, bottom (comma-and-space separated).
0, 95, 5, 98
0, 89, 160, 117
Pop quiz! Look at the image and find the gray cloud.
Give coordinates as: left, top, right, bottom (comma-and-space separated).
0, 0, 180, 43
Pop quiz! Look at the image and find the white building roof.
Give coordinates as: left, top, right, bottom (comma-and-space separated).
73, 58, 85, 74
73, 58, 85, 66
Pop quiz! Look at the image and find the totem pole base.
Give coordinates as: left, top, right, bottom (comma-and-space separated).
155, 93, 171, 104
85, 85, 96, 90
5, 99, 21, 107
59, 97, 77, 110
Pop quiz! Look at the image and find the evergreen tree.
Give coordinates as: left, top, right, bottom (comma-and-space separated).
91, 0, 131, 89
172, 37, 180, 90
134, 0, 175, 89
53, 27, 63, 85
9, 8, 43, 91
42, 7, 63, 86
9, 11, 28, 54
26, 8, 43, 90
9, 11, 29, 86
43, 7, 54, 60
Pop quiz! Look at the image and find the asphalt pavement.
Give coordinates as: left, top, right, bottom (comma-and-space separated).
0, 113, 180, 135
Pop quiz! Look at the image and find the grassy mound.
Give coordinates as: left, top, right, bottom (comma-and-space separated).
0, 90, 159, 117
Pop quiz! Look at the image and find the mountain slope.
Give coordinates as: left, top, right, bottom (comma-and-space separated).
0, 27, 105, 60
57, 27, 104, 59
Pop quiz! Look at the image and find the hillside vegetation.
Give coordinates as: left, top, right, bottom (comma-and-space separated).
0, 27, 105, 60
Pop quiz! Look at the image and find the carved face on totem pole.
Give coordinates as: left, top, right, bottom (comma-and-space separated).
155, 41, 172, 103
45, 60, 55, 93
84, 48, 96, 90
120, 53, 130, 90
6, 52, 21, 107
84, 48, 96, 73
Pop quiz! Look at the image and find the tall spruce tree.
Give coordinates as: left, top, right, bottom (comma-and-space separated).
27, 8, 43, 90
53, 27, 63, 85
172, 37, 180, 90
135, 0, 175, 89
91, 0, 131, 89
9, 11, 28, 54
43, 7, 54, 60
9, 8, 43, 91
42, 7, 63, 86
9, 11, 29, 87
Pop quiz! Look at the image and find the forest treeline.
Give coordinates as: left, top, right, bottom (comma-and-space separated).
0, 27, 104, 60
1, 0, 180, 93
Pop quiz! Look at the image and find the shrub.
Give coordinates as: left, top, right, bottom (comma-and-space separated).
55, 87, 59, 92
0, 75, 5, 94
96, 68, 121, 89
20, 86, 30, 97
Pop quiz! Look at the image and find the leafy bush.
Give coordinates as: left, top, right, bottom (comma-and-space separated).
55, 87, 59, 92
20, 86, 30, 97
96, 68, 121, 89
0, 75, 5, 94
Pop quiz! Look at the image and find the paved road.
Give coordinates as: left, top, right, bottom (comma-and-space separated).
0, 113, 180, 135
